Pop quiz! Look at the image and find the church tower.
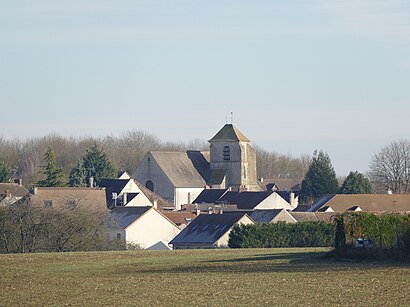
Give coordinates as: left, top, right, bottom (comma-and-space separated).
208, 124, 260, 191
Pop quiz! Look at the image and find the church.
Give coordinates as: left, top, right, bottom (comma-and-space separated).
132, 123, 260, 210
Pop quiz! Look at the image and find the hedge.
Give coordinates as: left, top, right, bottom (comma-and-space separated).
228, 221, 335, 248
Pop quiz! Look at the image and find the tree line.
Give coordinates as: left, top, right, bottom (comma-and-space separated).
0, 131, 311, 187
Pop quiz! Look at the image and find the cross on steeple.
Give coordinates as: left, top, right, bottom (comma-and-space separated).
226, 112, 235, 124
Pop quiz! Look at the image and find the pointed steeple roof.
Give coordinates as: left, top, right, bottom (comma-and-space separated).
208, 124, 250, 142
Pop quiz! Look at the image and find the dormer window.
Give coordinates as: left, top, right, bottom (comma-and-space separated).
223, 146, 230, 161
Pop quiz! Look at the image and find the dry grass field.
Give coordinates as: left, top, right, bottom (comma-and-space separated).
0, 248, 409, 306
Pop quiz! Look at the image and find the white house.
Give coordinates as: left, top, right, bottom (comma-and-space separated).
109, 206, 180, 250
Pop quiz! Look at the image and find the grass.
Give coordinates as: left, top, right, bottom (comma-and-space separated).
0, 248, 409, 306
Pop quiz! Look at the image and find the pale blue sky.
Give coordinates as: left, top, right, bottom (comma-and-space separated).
1, 0, 409, 175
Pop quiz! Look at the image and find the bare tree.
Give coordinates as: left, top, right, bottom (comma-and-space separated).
369, 139, 410, 194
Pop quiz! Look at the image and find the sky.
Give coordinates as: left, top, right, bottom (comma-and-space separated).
1, 0, 410, 176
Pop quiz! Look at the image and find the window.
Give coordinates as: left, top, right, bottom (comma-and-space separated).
223, 146, 230, 161
116, 233, 121, 240
146, 180, 154, 192
44, 200, 53, 208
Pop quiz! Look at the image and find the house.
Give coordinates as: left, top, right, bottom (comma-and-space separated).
169, 213, 254, 249
308, 194, 410, 213
0, 181, 29, 206
249, 209, 335, 224
132, 123, 261, 210
108, 206, 180, 250
192, 189, 296, 211
260, 178, 301, 192
30, 187, 107, 212
99, 178, 153, 208
160, 211, 197, 229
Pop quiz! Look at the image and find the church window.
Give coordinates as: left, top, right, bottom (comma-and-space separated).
146, 180, 154, 192
223, 146, 230, 161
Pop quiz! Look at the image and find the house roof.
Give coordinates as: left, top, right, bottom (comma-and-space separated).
208, 124, 250, 143
110, 206, 151, 229
277, 191, 300, 203
207, 168, 228, 185
170, 213, 248, 245
192, 189, 230, 204
99, 179, 129, 191
160, 211, 197, 226
0, 183, 29, 198
222, 191, 275, 210
30, 187, 107, 212
150, 151, 208, 188
249, 209, 283, 223
311, 194, 410, 212
262, 179, 302, 191
134, 180, 174, 209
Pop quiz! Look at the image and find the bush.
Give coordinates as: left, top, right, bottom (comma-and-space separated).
334, 212, 410, 260
229, 221, 335, 248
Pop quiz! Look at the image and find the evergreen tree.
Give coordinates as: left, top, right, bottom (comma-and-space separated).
37, 147, 65, 187
340, 171, 372, 194
300, 150, 339, 204
68, 160, 87, 187
0, 160, 11, 182
68, 145, 116, 186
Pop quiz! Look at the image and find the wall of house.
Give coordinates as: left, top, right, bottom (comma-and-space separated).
175, 187, 204, 210
132, 153, 176, 206
272, 210, 297, 223
125, 208, 180, 249
122, 180, 153, 207
255, 193, 293, 210
215, 215, 254, 247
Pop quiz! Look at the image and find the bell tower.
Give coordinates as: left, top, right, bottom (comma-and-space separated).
208, 123, 259, 191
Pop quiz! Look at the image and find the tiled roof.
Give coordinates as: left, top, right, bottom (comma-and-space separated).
110, 206, 151, 229
170, 213, 248, 245
276, 191, 299, 203
223, 191, 274, 210
0, 183, 29, 198
208, 124, 250, 142
207, 168, 228, 185
161, 211, 197, 226
261, 178, 301, 191
311, 194, 410, 212
30, 187, 107, 212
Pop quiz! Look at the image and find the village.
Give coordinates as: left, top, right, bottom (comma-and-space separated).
1, 122, 409, 251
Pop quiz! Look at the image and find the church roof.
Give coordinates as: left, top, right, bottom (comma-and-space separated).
150, 151, 208, 188
208, 124, 250, 142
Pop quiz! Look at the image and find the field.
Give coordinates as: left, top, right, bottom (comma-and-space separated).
1, 248, 409, 306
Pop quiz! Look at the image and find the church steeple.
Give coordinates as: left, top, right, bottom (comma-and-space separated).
208, 123, 259, 191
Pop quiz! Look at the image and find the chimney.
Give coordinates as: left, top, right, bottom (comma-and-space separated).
289, 192, 295, 208
33, 187, 38, 195
88, 177, 94, 188
387, 189, 393, 195
153, 199, 158, 209
260, 177, 263, 183
14, 179, 23, 186
5, 190, 11, 198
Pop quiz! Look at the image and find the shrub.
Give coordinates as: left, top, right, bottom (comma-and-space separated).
229, 221, 335, 248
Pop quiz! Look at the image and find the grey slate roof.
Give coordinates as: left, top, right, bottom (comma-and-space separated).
277, 191, 300, 203
249, 209, 283, 223
150, 151, 208, 188
170, 213, 247, 245
207, 168, 228, 185
110, 206, 152, 229
192, 189, 229, 204
208, 124, 250, 142
222, 191, 275, 210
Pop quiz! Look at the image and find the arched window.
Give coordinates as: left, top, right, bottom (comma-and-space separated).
223, 146, 230, 161
145, 180, 154, 192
